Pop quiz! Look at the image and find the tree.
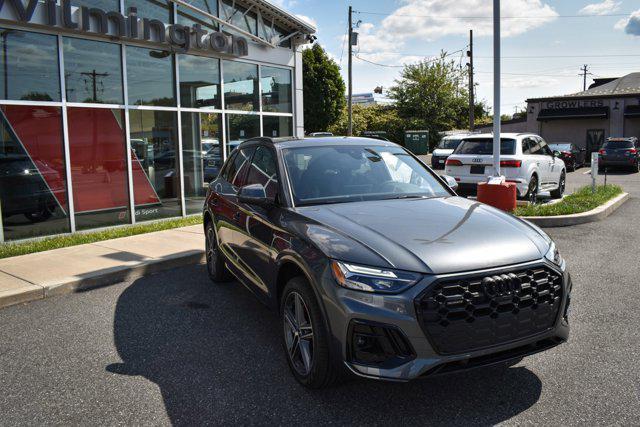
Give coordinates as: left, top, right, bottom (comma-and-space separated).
329, 104, 405, 142
302, 44, 345, 133
388, 54, 473, 147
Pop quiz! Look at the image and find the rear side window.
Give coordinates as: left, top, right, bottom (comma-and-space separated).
223, 147, 255, 187
454, 138, 516, 155
245, 146, 279, 199
604, 140, 634, 149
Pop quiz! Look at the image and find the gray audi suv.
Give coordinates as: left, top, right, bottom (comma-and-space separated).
203, 136, 571, 388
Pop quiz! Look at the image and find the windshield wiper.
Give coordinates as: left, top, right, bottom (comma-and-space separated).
382, 194, 430, 200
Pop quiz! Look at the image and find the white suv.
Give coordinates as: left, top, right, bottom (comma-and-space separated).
444, 133, 566, 200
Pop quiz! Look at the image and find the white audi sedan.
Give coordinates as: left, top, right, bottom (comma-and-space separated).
444, 133, 566, 201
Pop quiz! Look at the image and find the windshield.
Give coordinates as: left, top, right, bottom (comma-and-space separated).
454, 138, 516, 155
604, 140, 634, 149
438, 138, 463, 149
549, 144, 571, 151
283, 145, 451, 206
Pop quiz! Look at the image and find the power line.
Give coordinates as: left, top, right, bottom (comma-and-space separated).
355, 48, 467, 68
474, 54, 640, 59
353, 10, 634, 19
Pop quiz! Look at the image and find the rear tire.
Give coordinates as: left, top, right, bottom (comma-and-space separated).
281, 276, 341, 389
524, 174, 538, 204
205, 221, 233, 283
550, 171, 565, 199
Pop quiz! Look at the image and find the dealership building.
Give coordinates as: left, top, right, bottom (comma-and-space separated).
0, 0, 315, 241
524, 73, 640, 155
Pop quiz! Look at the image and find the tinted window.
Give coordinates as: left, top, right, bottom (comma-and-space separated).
63, 37, 123, 104
224, 147, 254, 188
604, 140, 634, 149
454, 138, 516, 155
127, 46, 175, 106
540, 141, 553, 156
0, 29, 60, 101
221, 0, 257, 35
125, 0, 172, 22
245, 146, 278, 199
226, 114, 260, 154
438, 138, 463, 149
549, 144, 572, 151
283, 145, 449, 205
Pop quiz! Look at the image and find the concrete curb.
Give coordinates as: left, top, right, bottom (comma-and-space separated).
522, 192, 629, 227
0, 251, 205, 310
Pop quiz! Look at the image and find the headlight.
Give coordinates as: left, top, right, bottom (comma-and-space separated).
545, 242, 564, 267
330, 261, 421, 293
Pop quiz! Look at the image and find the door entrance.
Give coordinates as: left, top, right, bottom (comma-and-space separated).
586, 129, 605, 164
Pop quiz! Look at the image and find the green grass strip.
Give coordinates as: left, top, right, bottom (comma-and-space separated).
515, 184, 623, 217
0, 216, 203, 260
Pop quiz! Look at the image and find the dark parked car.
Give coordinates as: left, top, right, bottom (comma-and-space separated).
203, 136, 571, 388
549, 143, 586, 172
599, 137, 639, 172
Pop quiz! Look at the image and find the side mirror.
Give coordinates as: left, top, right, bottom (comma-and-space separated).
442, 175, 458, 191
238, 183, 273, 206
553, 150, 561, 158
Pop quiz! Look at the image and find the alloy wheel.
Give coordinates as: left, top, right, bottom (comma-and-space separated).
559, 173, 566, 195
283, 291, 314, 376
206, 226, 217, 276
528, 176, 538, 204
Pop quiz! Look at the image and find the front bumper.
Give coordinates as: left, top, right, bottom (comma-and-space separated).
320, 259, 571, 381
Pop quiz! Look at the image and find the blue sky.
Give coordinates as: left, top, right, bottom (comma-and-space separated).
270, 0, 640, 115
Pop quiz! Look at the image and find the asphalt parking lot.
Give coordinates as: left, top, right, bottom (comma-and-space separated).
0, 167, 638, 426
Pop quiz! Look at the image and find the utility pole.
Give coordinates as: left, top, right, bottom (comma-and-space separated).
492, 0, 501, 178
347, 6, 353, 136
80, 69, 109, 102
580, 64, 591, 91
467, 29, 474, 131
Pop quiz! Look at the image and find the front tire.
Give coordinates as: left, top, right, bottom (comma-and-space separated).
205, 221, 232, 283
551, 171, 565, 199
281, 276, 341, 389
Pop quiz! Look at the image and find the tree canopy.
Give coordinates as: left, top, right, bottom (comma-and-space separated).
302, 44, 346, 133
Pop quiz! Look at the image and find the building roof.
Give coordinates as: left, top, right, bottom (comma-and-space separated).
238, 0, 316, 34
527, 72, 640, 102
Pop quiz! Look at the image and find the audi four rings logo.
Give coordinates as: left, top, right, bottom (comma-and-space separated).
481, 274, 522, 297
472, 158, 483, 163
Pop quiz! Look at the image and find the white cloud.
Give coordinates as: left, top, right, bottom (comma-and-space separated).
616, 9, 640, 36
295, 14, 317, 30
579, 0, 621, 15
377, 0, 558, 43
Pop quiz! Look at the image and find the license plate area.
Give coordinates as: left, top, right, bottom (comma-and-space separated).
470, 165, 485, 174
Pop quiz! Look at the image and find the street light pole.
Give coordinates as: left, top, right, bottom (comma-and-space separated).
492, 0, 501, 178
347, 5, 353, 136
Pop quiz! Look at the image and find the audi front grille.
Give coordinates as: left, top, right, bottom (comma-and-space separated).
415, 265, 563, 355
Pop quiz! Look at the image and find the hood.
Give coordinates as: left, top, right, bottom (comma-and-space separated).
294, 197, 549, 275
432, 148, 454, 156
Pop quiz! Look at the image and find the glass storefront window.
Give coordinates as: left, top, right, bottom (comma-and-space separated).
223, 60, 258, 111
67, 108, 130, 230
63, 38, 123, 104
0, 106, 69, 240
263, 116, 293, 138
126, 46, 175, 106
261, 66, 292, 113
129, 110, 181, 221
0, 29, 60, 102
178, 55, 221, 109
225, 113, 259, 154
124, 0, 172, 22
221, 0, 257, 35
181, 112, 221, 214
177, 0, 218, 30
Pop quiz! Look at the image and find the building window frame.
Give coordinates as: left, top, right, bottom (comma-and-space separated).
0, 15, 294, 242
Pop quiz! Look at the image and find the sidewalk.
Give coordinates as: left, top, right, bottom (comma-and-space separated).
0, 225, 205, 309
